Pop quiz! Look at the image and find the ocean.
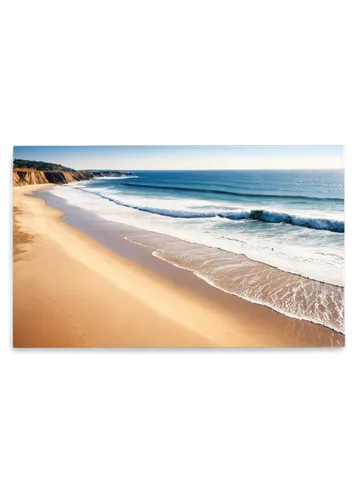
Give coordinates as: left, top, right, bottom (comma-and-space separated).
49, 169, 344, 333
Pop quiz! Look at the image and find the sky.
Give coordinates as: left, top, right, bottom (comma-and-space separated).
13, 145, 344, 171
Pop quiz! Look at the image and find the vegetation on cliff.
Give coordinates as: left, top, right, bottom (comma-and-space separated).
13, 159, 75, 172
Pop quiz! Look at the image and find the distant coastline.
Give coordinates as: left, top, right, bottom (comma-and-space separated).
89, 170, 134, 178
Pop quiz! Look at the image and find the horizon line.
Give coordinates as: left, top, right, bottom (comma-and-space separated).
76, 167, 344, 171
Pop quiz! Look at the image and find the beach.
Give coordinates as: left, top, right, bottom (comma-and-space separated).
13, 185, 344, 347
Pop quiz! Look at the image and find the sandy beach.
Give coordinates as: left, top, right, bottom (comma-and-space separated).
13, 185, 344, 347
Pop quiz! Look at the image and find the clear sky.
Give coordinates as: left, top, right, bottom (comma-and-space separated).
13, 145, 344, 171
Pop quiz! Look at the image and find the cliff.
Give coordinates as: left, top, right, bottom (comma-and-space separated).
13, 158, 131, 186
13, 169, 94, 186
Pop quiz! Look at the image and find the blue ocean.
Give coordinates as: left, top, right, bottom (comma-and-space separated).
50, 169, 344, 333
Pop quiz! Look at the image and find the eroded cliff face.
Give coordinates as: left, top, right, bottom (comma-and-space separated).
13, 170, 48, 186
13, 169, 94, 186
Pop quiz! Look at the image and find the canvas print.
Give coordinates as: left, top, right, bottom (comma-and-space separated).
13, 146, 344, 347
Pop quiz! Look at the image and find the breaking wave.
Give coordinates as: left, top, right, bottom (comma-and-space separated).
75, 188, 344, 233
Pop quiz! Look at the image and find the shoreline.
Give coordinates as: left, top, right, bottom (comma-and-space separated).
149, 245, 344, 334
13, 184, 345, 347
40, 186, 344, 336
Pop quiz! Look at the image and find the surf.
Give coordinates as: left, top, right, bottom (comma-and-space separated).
74, 187, 345, 233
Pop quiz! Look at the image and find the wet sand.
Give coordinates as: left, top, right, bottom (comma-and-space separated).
13, 185, 344, 347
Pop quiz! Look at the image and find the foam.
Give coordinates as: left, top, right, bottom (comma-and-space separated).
49, 184, 344, 287
151, 249, 344, 334
74, 186, 345, 233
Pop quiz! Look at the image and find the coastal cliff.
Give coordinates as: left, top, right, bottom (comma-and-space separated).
13, 159, 131, 186
13, 169, 94, 186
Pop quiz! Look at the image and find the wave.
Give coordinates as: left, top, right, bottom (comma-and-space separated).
220, 210, 344, 232
76, 187, 344, 233
115, 182, 344, 202
151, 249, 344, 334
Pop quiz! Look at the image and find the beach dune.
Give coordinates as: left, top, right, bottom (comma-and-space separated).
13, 185, 344, 347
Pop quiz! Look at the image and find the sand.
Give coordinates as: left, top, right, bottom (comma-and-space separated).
13, 185, 345, 347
